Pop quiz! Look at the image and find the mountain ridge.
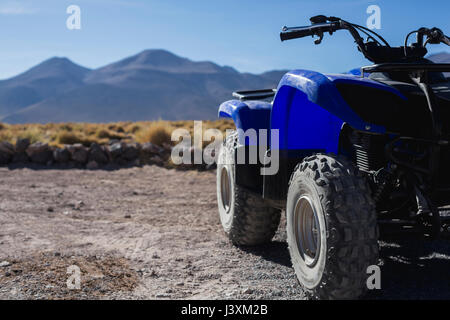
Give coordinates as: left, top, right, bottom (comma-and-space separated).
0, 49, 287, 123
1, 50, 449, 124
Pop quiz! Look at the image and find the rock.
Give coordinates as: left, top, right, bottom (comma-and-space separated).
162, 142, 173, 152
53, 148, 70, 163
141, 142, 163, 155
12, 152, 29, 163
109, 142, 139, 163
67, 144, 88, 164
74, 201, 85, 210
131, 158, 140, 166
149, 270, 158, 277
86, 160, 99, 170
109, 142, 124, 159
242, 288, 253, 294
100, 146, 112, 164
88, 143, 108, 164
140, 143, 164, 165
0, 261, 11, 267
26, 142, 53, 164
124, 214, 131, 219
15, 138, 30, 153
122, 143, 140, 161
0, 141, 14, 165
47, 207, 54, 212
149, 155, 164, 165
109, 139, 120, 145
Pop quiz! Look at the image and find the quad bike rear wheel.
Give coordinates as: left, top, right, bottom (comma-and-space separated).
216, 131, 281, 246
286, 154, 379, 299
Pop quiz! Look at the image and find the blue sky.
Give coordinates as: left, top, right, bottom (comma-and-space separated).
0, 0, 449, 79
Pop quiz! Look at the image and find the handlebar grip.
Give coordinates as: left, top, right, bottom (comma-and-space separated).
443, 35, 450, 46
280, 28, 313, 41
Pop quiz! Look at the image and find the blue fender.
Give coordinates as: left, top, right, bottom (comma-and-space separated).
271, 70, 404, 153
218, 100, 272, 145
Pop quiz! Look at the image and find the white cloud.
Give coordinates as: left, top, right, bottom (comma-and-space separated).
0, 1, 35, 15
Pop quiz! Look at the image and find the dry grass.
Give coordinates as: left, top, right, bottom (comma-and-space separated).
135, 121, 172, 145
0, 119, 235, 147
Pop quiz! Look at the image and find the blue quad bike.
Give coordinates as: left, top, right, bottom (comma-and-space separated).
215, 15, 450, 299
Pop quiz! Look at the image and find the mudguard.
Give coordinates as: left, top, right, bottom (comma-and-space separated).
218, 99, 272, 145
271, 70, 405, 153
219, 100, 273, 194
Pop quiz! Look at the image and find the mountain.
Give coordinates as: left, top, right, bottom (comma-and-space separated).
0, 57, 91, 118
428, 52, 450, 76
0, 50, 287, 123
428, 52, 450, 63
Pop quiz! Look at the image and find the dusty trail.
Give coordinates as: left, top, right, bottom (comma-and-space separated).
0, 165, 450, 299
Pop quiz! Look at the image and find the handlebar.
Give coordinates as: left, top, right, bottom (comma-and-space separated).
443, 36, 450, 46
281, 18, 367, 56
280, 22, 340, 42
281, 16, 450, 64
416, 27, 450, 46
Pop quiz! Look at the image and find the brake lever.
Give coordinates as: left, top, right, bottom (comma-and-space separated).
314, 32, 324, 45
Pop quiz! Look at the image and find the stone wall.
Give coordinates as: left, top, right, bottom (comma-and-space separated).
0, 139, 212, 170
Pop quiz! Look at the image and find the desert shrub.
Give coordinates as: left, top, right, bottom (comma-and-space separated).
0, 130, 13, 143
18, 127, 44, 144
127, 124, 141, 134
0, 120, 234, 146
214, 119, 235, 132
135, 121, 173, 146
107, 124, 125, 133
59, 124, 73, 132
56, 131, 85, 145
57, 131, 99, 147
95, 128, 125, 140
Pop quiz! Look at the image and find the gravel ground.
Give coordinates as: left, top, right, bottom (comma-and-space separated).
1, 165, 450, 300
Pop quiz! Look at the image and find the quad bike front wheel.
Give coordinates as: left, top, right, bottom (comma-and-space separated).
216, 131, 281, 246
287, 154, 379, 299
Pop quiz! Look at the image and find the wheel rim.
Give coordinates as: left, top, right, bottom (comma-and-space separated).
294, 196, 321, 267
220, 167, 232, 213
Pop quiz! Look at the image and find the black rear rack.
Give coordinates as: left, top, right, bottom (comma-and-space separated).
232, 89, 277, 101
361, 63, 450, 76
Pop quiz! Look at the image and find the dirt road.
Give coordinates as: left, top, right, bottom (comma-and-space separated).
1, 165, 450, 299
